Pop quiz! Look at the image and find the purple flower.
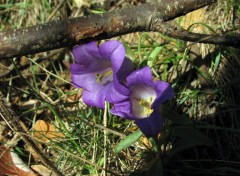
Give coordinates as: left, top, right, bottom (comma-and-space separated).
70, 41, 134, 108
111, 66, 174, 137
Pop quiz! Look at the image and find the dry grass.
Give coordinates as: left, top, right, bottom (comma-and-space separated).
0, 0, 240, 175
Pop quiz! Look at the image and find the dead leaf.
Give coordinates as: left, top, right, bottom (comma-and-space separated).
0, 121, 7, 143
138, 136, 152, 149
73, 0, 90, 9
31, 165, 56, 176
33, 120, 65, 142
0, 146, 37, 176
180, 8, 205, 33
25, 145, 42, 162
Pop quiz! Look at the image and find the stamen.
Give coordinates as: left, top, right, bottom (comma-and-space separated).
139, 99, 151, 108
138, 97, 154, 117
96, 70, 113, 83
144, 108, 153, 116
130, 85, 157, 118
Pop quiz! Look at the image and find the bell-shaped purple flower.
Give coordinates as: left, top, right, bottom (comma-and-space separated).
70, 40, 134, 108
111, 66, 174, 137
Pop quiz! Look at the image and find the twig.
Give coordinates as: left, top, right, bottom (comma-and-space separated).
150, 22, 240, 48
0, 91, 64, 176
0, 0, 217, 59
47, 0, 66, 22
0, 49, 64, 78
0, 63, 14, 78
102, 102, 107, 176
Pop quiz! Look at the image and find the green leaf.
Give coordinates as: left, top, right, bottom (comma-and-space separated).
149, 137, 158, 153
148, 46, 163, 67
162, 64, 168, 81
114, 130, 142, 153
194, 66, 211, 83
149, 47, 162, 60
124, 43, 136, 61
214, 51, 221, 70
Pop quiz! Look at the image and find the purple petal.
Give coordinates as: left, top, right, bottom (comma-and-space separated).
72, 42, 101, 65
111, 101, 134, 119
82, 90, 105, 108
116, 57, 134, 80
135, 110, 163, 137
151, 81, 175, 108
113, 74, 130, 96
70, 63, 87, 75
126, 66, 153, 87
113, 57, 134, 95
71, 71, 101, 90
82, 82, 129, 109
110, 66, 173, 138
125, 66, 174, 108
71, 63, 102, 91
99, 40, 125, 72
71, 59, 113, 91
70, 60, 110, 74
99, 40, 134, 96
105, 85, 129, 104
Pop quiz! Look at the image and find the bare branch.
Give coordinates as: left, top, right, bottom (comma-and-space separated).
150, 23, 240, 48
0, 0, 217, 59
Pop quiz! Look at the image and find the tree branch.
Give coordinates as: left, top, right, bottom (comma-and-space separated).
150, 23, 240, 48
0, 0, 217, 59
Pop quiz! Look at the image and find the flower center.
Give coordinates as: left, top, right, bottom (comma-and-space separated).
138, 97, 154, 116
96, 69, 113, 85
130, 85, 157, 118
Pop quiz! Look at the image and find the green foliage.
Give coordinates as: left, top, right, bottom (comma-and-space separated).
1, 0, 240, 175
114, 130, 142, 153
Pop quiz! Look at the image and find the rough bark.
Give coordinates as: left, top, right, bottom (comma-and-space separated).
0, 0, 218, 59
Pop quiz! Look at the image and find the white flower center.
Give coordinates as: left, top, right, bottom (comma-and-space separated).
130, 85, 157, 118
96, 68, 113, 85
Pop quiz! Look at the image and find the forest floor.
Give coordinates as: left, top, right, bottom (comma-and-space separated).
0, 0, 240, 175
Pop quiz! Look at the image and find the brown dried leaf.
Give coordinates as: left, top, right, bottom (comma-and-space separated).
33, 120, 48, 140
25, 145, 42, 161
0, 121, 7, 143
0, 146, 37, 176
180, 8, 205, 32
31, 165, 56, 176
33, 120, 64, 142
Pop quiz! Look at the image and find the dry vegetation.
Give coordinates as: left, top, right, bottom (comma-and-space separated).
0, 0, 240, 175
